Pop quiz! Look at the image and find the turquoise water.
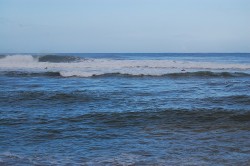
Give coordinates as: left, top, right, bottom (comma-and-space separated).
0, 53, 250, 165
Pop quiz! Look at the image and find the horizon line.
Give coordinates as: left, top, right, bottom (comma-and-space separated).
1, 52, 250, 54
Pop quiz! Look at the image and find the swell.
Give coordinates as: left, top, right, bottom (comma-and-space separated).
1, 71, 250, 78
1, 89, 250, 115
203, 95, 250, 105
57, 109, 250, 135
0, 90, 106, 103
59, 108, 250, 124
2, 108, 249, 130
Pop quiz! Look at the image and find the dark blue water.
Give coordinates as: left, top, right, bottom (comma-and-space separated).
0, 53, 250, 165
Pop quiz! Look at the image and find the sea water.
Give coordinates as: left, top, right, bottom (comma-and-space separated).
0, 53, 250, 165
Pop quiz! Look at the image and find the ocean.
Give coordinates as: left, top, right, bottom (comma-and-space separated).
0, 53, 250, 165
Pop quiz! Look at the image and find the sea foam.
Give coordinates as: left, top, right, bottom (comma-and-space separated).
0, 55, 250, 77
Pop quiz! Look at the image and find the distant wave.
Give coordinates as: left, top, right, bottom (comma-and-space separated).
0, 54, 250, 78
38, 55, 82, 63
0, 54, 83, 63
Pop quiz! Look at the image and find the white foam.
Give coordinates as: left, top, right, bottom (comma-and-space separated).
0, 55, 250, 77
0, 55, 37, 63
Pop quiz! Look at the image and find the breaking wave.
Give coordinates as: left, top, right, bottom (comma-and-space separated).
0, 54, 250, 78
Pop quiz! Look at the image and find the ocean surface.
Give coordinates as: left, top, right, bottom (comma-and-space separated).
0, 53, 250, 165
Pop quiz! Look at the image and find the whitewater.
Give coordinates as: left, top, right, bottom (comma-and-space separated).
0, 54, 250, 77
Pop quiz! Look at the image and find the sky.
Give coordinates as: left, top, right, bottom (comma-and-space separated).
0, 0, 250, 53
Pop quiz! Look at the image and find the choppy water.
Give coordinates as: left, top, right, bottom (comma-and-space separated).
0, 53, 250, 165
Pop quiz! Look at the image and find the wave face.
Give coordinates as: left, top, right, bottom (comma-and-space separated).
0, 54, 250, 77
38, 55, 81, 63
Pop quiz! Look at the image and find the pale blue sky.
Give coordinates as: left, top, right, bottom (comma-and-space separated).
0, 0, 250, 53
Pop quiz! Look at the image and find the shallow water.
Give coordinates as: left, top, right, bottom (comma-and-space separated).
0, 53, 250, 165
